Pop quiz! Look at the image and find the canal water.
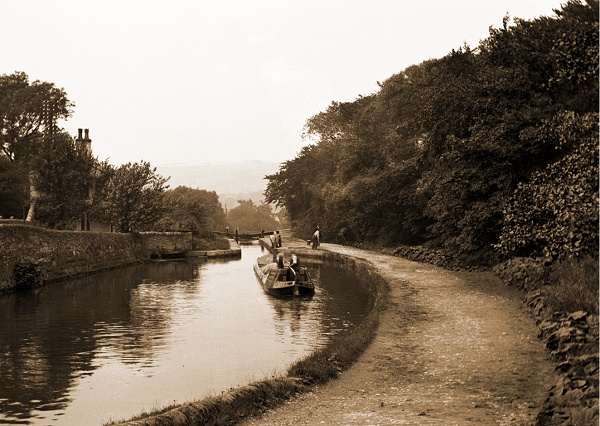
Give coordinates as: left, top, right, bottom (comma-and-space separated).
0, 244, 372, 425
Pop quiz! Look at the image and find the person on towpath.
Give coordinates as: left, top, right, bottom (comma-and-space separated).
312, 227, 320, 249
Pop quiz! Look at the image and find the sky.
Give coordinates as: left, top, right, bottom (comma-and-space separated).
2, 0, 564, 168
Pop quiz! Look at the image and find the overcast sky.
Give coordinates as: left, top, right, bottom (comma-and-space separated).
2, 1, 563, 167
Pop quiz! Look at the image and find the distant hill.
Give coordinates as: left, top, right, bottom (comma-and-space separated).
156, 161, 281, 207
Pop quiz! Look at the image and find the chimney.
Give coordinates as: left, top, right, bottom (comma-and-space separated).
77, 128, 92, 154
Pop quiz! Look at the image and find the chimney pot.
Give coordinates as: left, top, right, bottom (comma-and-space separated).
84, 129, 89, 139
78, 128, 83, 139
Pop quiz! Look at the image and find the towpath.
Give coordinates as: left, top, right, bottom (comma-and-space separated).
240, 242, 555, 425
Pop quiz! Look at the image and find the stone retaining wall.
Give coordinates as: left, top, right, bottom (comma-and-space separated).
525, 291, 599, 425
141, 231, 193, 254
493, 258, 599, 425
0, 226, 194, 291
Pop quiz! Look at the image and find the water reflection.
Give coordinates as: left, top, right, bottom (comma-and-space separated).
0, 261, 200, 423
0, 246, 370, 425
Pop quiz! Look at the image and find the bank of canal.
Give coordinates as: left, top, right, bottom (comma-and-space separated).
108, 237, 557, 425
0, 244, 372, 425
240, 243, 558, 425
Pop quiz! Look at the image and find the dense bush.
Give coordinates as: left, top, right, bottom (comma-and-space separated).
156, 186, 227, 236
13, 261, 43, 290
495, 112, 599, 259
266, 1, 599, 265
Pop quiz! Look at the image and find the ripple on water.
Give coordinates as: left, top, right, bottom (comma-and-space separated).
0, 245, 371, 425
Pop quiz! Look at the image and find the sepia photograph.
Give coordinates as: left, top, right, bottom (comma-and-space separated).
0, 1, 597, 425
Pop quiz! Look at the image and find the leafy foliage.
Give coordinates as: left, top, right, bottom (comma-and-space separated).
496, 112, 599, 259
226, 199, 280, 233
0, 71, 73, 162
155, 186, 226, 236
30, 132, 98, 228
265, 0, 598, 263
98, 161, 169, 232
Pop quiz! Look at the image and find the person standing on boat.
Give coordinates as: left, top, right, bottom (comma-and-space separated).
290, 254, 299, 270
287, 254, 299, 280
235, 226, 239, 243
277, 230, 282, 247
276, 253, 285, 269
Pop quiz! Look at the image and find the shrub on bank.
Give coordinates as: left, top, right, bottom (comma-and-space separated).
495, 254, 599, 316
492, 257, 550, 291
543, 255, 599, 316
13, 261, 43, 290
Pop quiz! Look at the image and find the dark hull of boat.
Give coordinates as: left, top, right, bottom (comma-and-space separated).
262, 283, 315, 297
253, 261, 315, 297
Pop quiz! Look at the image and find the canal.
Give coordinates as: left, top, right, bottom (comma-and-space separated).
0, 244, 372, 425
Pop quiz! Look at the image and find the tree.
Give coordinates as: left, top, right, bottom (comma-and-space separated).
0, 71, 74, 222
30, 131, 98, 228
0, 71, 73, 162
157, 186, 226, 236
265, 144, 329, 236
99, 161, 169, 232
226, 199, 280, 233
0, 155, 28, 218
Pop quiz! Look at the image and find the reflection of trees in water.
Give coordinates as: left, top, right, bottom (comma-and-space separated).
270, 295, 323, 344
267, 262, 371, 350
140, 260, 199, 285
0, 257, 371, 422
0, 260, 199, 422
269, 265, 322, 333
317, 264, 373, 326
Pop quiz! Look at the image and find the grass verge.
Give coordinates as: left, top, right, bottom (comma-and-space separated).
108, 254, 389, 426
543, 254, 599, 315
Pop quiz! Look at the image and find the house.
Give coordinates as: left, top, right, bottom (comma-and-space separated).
74, 128, 113, 232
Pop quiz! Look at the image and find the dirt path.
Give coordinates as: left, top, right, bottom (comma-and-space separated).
240, 243, 556, 425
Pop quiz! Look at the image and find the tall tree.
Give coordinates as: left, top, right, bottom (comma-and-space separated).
226, 199, 280, 233
157, 186, 226, 236
31, 131, 98, 228
0, 71, 73, 162
0, 71, 74, 222
0, 155, 28, 218
265, 0, 598, 263
99, 161, 169, 232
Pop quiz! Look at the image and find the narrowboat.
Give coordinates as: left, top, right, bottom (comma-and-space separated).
253, 254, 315, 297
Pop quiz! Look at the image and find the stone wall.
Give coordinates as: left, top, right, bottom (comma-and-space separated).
0, 226, 192, 292
492, 257, 599, 425
141, 231, 193, 255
